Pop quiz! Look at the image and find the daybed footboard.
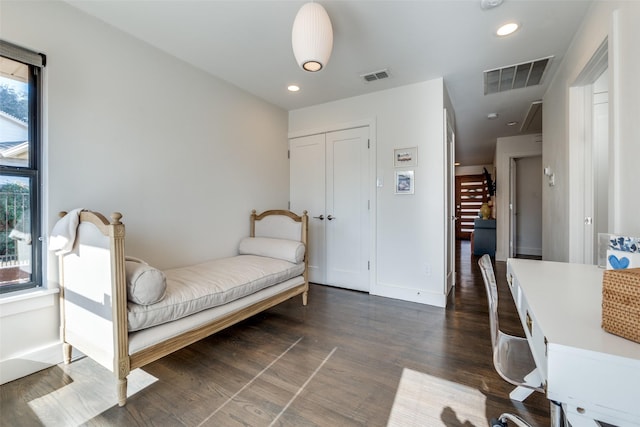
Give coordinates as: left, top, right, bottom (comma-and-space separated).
57, 208, 308, 406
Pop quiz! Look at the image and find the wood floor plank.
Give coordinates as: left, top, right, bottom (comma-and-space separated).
0, 241, 550, 426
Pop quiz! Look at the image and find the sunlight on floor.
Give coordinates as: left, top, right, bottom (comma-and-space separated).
27, 357, 157, 426
387, 368, 489, 427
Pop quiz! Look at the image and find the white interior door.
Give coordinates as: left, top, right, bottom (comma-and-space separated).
325, 127, 370, 292
289, 134, 326, 284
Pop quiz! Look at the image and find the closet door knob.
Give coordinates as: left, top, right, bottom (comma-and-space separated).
313, 214, 325, 220
327, 215, 335, 221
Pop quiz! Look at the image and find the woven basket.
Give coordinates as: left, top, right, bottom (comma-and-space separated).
602, 267, 640, 343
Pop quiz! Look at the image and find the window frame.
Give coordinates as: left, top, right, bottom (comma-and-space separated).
0, 41, 45, 294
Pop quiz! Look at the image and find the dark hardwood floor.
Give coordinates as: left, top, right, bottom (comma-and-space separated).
0, 241, 550, 426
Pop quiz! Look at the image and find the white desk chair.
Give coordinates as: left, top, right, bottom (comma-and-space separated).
478, 254, 545, 399
478, 254, 544, 427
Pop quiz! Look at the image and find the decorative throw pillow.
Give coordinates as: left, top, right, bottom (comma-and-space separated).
238, 237, 305, 264
124, 258, 167, 305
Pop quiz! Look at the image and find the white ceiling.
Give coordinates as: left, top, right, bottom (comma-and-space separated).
65, 0, 592, 166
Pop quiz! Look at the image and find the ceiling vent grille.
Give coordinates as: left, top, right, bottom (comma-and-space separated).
484, 56, 553, 95
361, 69, 391, 83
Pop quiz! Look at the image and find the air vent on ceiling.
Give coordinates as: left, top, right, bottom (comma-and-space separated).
361, 69, 391, 83
484, 56, 553, 95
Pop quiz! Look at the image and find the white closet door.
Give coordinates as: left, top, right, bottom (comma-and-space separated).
325, 127, 370, 292
289, 134, 326, 284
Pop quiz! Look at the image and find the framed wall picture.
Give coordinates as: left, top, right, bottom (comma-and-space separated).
395, 170, 414, 194
394, 147, 418, 167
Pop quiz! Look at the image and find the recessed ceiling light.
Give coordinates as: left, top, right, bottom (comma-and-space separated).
288, 85, 300, 92
507, 121, 519, 126
497, 22, 519, 37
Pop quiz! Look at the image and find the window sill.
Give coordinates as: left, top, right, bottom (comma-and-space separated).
0, 287, 59, 318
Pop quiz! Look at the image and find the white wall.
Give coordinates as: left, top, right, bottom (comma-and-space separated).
543, 0, 640, 261
610, 2, 640, 237
515, 156, 542, 256
289, 79, 450, 307
0, 0, 288, 382
495, 134, 542, 261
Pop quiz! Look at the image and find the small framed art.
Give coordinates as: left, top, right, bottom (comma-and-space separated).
394, 147, 418, 167
395, 170, 414, 194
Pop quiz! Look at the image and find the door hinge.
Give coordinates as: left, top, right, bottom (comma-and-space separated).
367, 139, 370, 149
368, 200, 370, 210
288, 201, 290, 210
367, 261, 370, 270
544, 336, 548, 357
287, 149, 290, 159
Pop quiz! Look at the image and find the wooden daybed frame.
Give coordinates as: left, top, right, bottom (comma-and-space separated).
57, 209, 308, 406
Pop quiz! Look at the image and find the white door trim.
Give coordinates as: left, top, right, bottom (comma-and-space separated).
495, 139, 542, 262
509, 158, 517, 258
444, 108, 455, 298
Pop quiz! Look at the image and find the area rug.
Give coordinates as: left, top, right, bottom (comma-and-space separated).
387, 368, 489, 427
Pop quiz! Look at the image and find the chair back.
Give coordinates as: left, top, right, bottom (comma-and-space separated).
478, 254, 500, 352
477, 255, 544, 408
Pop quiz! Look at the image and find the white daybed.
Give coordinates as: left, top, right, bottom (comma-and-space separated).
56, 209, 308, 406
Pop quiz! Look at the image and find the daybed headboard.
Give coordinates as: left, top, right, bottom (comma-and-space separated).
250, 209, 308, 244
251, 209, 309, 288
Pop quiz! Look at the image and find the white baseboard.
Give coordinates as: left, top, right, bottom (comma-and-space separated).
516, 246, 542, 256
371, 282, 447, 307
0, 342, 82, 385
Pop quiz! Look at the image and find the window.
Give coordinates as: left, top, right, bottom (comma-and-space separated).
0, 41, 45, 294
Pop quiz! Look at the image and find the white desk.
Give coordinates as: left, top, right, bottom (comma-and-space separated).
506, 259, 640, 427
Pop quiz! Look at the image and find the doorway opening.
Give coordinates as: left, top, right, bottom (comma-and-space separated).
568, 38, 609, 264
455, 174, 489, 241
509, 156, 542, 259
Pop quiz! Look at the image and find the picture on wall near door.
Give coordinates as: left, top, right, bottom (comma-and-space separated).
395, 170, 414, 194
394, 147, 418, 167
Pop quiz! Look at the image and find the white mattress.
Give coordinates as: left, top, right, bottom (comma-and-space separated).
127, 255, 305, 332
128, 276, 305, 354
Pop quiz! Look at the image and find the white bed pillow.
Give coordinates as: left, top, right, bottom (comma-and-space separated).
238, 237, 305, 264
125, 258, 167, 305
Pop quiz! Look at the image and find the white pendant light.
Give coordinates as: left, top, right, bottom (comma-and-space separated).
292, 2, 333, 72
